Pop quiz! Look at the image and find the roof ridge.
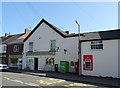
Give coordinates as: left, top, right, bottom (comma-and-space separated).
42, 19, 67, 35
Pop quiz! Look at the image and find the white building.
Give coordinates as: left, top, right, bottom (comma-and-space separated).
80, 29, 120, 78
0, 44, 7, 63
22, 19, 79, 72
0, 34, 10, 64
22, 19, 120, 78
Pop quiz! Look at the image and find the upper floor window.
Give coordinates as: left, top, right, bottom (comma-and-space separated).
50, 40, 56, 52
91, 41, 103, 50
29, 42, 33, 52
3, 46, 6, 52
13, 45, 19, 52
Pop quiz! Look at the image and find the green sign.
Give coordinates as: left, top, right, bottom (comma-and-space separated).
26, 51, 55, 56
9, 55, 22, 58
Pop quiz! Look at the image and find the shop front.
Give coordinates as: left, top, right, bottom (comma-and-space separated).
9, 55, 22, 69
25, 51, 55, 71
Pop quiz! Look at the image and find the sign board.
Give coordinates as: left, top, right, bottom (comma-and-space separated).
26, 51, 55, 56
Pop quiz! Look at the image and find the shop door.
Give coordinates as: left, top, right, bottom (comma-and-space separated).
34, 58, 38, 70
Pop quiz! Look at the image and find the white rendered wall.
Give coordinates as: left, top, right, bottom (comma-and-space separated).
23, 22, 78, 72
81, 40, 119, 78
118, 39, 120, 78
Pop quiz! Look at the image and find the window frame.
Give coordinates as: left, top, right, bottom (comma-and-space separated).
29, 42, 33, 52
46, 58, 54, 65
91, 41, 103, 50
50, 40, 56, 52
13, 45, 19, 52
3, 45, 7, 52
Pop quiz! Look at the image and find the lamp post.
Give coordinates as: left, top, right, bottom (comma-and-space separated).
75, 20, 82, 75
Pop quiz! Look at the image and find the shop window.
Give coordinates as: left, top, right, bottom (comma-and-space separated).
29, 42, 33, 52
13, 45, 19, 52
10, 58, 18, 67
46, 58, 54, 65
70, 61, 75, 66
50, 40, 56, 52
91, 41, 103, 50
26, 58, 34, 69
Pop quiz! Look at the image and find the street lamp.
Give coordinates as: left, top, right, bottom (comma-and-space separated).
75, 20, 82, 75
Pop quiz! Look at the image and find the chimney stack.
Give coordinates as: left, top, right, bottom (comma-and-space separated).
5, 33, 10, 37
25, 28, 31, 34
65, 31, 69, 34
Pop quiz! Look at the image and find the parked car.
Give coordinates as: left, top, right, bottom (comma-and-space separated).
0, 63, 8, 71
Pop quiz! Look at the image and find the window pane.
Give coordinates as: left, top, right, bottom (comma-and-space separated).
50, 40, 56, 51
91, 41, 103, 50
29, 42, 33, 51
3, 46, 6, 51
13, 45, 19, 52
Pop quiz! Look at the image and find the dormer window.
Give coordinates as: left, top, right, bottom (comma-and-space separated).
13, 45, 19, 52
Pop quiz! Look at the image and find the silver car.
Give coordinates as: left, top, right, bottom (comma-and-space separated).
0, 64, 8, 71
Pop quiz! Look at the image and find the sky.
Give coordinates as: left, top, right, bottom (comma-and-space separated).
2, 2, 118, 36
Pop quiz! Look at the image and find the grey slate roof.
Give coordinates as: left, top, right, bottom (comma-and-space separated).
8, 39, 24, 44
80, 29, 120, 42
0, 33, 24, 44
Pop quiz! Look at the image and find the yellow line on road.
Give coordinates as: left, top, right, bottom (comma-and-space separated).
24, 82, 39, 86
57, 80, 66, 83
64, 83, 97, 87
36, 79, 66, 85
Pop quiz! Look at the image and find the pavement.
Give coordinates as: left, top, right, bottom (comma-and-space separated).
7, 69, 120, 87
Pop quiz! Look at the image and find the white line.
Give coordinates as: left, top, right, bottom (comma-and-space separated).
3, 76, 39, 86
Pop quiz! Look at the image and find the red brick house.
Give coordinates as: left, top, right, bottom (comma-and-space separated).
7, 29, 31, 69
0, 33, 23, 64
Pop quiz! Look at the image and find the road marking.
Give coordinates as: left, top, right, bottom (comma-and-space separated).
24, 83, 39, 86
11, 79, 24, 84
36, 79, 66, 85
64, 83, 97, 87
3, 76, 39, 86
49, 78, 54, 80
4, 77, 10, 80
57, 80, 66, 82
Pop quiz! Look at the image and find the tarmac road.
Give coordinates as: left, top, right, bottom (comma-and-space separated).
1, 71, 112, 88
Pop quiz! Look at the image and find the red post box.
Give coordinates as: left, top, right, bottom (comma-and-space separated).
75, 62, 79, 73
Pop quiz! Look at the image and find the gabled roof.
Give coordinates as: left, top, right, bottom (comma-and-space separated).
23, 19, 72, 42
